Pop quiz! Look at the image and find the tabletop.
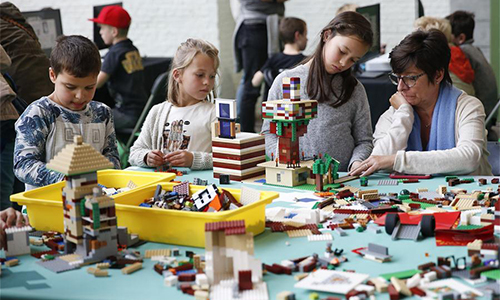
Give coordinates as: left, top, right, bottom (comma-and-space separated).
2, 168, 498, 300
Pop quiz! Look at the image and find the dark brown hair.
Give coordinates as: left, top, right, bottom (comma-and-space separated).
306, 11, 373, 107
389, 29, 452, 86
50, 35, 101, 77
279, 17, 307, 44
445, 11, 475, 41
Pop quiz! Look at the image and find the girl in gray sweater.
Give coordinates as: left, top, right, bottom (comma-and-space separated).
262, 12, 374, 172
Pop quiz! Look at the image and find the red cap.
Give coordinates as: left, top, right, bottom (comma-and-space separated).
89, 5, 131, 29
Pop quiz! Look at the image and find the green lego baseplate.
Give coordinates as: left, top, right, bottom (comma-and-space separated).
379, 269, 421, 280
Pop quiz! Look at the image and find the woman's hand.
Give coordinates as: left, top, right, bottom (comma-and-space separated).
389, 92, 409, 110
349, 155, 396, 176
164, 150, 194, 167
145, 150, 165, 167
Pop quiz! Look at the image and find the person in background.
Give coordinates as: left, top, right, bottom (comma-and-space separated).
252, 16, 307, 102
0, 2, 55, 208
414, 16, 475, 96
233, 0, 286, 133
350, 30, 491, 177
262, 12, 374, 172
14, 35, 120, 191
129, 38, 219, 170
0, 2, 54, 104
0, 45, 19, 210
89, 5, 147, 130
446, 11, 498, 117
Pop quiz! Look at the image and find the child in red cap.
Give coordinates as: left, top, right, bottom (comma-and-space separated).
89, 5, 147, 131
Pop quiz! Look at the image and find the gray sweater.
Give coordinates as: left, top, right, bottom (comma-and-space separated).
460, 40, 498, 116
261, 64, 373, 172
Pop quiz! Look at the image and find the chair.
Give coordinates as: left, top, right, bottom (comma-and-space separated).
487, 141, 500, 176
117, 72, 169, 167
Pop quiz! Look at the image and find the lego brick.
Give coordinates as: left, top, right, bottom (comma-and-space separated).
307, 233, 332, 241
390, 277, 412, 297
121, 262, 142, 274
286, 229, 312, 237
36, 257, 78, 273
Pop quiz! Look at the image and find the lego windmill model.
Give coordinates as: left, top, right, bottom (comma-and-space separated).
258, 77, 318, 187
46, 135, 118, 263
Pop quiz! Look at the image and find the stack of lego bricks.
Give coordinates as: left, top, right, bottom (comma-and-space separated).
212, 132, 266, 181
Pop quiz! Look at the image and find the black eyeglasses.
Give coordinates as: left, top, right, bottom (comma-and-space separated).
389, 72, 425, 88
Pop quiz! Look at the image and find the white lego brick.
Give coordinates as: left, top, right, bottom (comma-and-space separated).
164, 275, 178, 286
196, 273, 209, 286
307, 233, 332, 242
406, 273, 421, 288
424, 271, 437, 282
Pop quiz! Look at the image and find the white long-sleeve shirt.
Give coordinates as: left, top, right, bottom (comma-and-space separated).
372, 92, 492, 175
128, 101, 216, 170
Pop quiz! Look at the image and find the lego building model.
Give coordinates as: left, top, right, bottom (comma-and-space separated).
212, 99, 266, 181
258, 77, 321, 187
205, 220, 268, 300
3, 226, 32, 256
46, 135, 118, 264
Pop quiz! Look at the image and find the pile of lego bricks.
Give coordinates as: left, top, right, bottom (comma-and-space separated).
138, 182, 242, 212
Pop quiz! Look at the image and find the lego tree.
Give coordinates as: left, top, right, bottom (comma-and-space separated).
262, 77, 318, 166
312, 158, 327, 192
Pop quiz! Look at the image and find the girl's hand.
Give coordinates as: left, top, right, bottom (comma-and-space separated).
164, 150, 194, 167
146, 150, 165, 167
348, 155, 396, 177
389, 92, 409, 110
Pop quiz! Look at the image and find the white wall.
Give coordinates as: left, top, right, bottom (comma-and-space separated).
8, 0, 492, 98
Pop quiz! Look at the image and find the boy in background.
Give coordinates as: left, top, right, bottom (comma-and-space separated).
90, 5, 147, 130
446, 11, 498, 116
14, 35, 120, 191
252, 17, 307, 101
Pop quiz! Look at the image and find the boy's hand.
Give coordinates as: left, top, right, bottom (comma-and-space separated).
0, 208, 30, 250
164, 150, 193, 168
146, 150, 165, 167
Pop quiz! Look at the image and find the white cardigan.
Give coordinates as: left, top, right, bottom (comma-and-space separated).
128, 101, 216, 170
372, 92, 492, 175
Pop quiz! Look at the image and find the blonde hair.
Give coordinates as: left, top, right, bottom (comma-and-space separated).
336, 3, 358, 16
167, 38, 220, 105
414, 16, 452, 43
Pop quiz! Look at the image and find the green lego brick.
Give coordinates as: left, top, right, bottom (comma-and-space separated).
92, 202, 100, 229
482, 269, 500, 280
380, 269, 421, 280
402, 199, 436, 209
445, 176, 458, 182
455, 224, 483, 230
80, 200, 86, 216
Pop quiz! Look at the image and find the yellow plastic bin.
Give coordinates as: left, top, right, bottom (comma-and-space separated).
10, 169, 175, 233
113, 182, 279, 247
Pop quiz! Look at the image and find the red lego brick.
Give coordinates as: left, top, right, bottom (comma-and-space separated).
387, 284, 400, 300
179, 273, 196, 282
238, 270, 253, 291
410, 287, 426, 296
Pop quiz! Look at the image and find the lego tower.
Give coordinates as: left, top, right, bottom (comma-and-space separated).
212, 99, 266, 181
262, 77, 318, 165
258, 77, 318, 187
46, 135, 118, 263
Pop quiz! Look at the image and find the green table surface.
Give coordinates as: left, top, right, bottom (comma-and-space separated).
2, 168, 498, 300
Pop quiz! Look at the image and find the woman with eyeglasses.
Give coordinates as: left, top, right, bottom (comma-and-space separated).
350, 29, 491, 176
